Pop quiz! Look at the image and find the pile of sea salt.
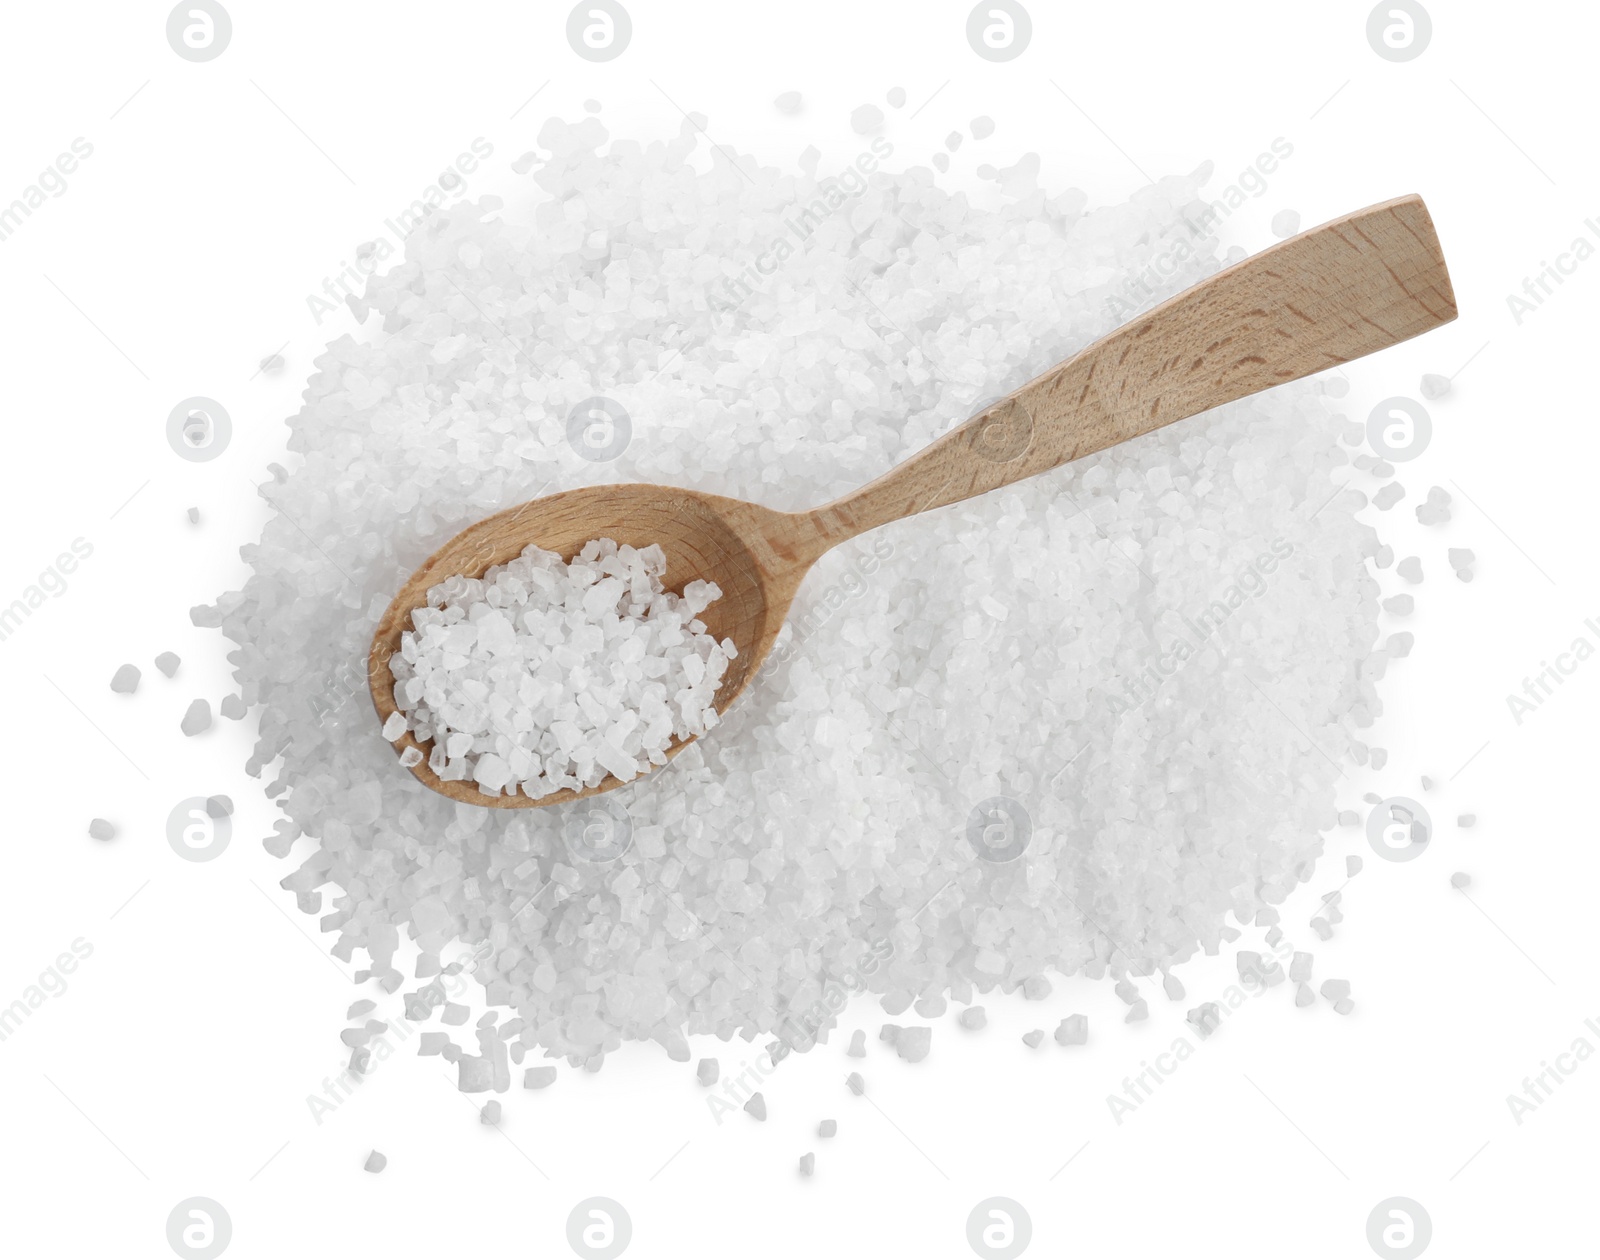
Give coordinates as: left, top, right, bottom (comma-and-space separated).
386, 538, 732, 798
196, 112, 1386, 1074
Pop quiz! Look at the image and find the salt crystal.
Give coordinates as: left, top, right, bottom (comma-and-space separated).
155, 652, 180, 677
1458, 814, 1476, 828
1054, 1015, 1087, 1046
774, 91, 802, 114
1271, 209, 1301, 238
697, 1058, 719, 1085
1289, 952, 1312, 983
1125, 999, 1148, 1022
1417, 486, 1452, 526
1346, 855, 1363, 876
1420, 373, 1451, 399
186, 507, 199, 524
850, 104, 884, 135
745, 1092, 767, 1120
110, 664, 139, 694
817, 1119, 836, 1137
523, 1066, 557, 1089
886, 87, 906, 108
180, 699, 211, 735
970, 116, 995, 140
88, 818, 115, 841
1162, 973, 1185, 1001
480, 1100, 502, 1125
799, 1152, 814, 1176
364, 1150, 386, 1173
1021, 1030, 1044, 1048
1451, 871, 1471, 889
220, 694, 246, 719
896, 1027, 932, 1062
846, 1030, 866, 1058
1294, 983, 1314, 1007
845, 1073, 864, 1095
958, 1007, 987, 1030
1397, 556, 1422, 584
1373, 483, 1405, 511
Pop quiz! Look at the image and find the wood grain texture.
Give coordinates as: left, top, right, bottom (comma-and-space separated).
369, 194, 1456, 808
807, 194, 1456, 544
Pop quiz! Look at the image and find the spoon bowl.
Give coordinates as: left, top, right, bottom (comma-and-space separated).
368, 484, 825, 807
370, 193, 1457, 808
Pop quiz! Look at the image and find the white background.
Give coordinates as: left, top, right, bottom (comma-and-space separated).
0, 1, 1594, 1257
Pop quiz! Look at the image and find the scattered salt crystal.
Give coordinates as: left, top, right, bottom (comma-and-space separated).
418, 1032, 448, 1056
1347, 855, 1363, 876
879, 1024, 900, 1044
1370, 749, 1388, 770
1373, 484, 1405, 511
110, 664, 139, 694
186, 507, 199, 524
1187, 1004, 1221, 1037
914, 995, 947, 1018
1382, 595, 1414, 617
881, 991, 912, 1015
1022, 1030, 1045, 1048
1397, 556, 1422, 584
1387, 631, 1415, 658
945, 130, 962, 151
958, 1007, 987, 1030
697, 1058, 719, 1085
774, 91, 802, 114
155, 652, 180, 677
846, 1030, 866, 1058
1021, 976, 1051, 1001
364, 1150, 386, 1173
850, 104, 884, 134
818, 1119, 836, 1137
896, 1027, 932, 1062
1334, 998, 1354, 1015
845, 1073, 864, 1096
1417, 486, 1452, 525
220, 694, 246, 719
1270, 209, 1301, 238
799, 1152, 814, 1176
1458, 814, 1476, 828
1311, 918, 1333, 940
523, 1066, 557, 1089
206, 795, 233, 819
381, 712, 407, 741
1319, 979, 1351, 1003
1054, 1015, 1087, 1046
1451, 871, 1471, 889
970, 116, 995, 140
1162, 973, 1185, 1001
1338, 810, 1359, 826
1420, 373, 1451, 399
441, 1003, 468, 1025
1295, 983, 1314, 1007
88, 818, 115, 841
180, 699, 211, 735
886, 87, 906, 108
480, 1100, 502, 1125
1125, 999, 1148, 1023
1289, 952, 1312, 983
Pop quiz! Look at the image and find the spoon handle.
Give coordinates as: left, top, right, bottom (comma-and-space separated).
805, 193, 1455, 547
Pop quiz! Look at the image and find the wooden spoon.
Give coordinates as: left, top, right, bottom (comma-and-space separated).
370, 193, 1456, 808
